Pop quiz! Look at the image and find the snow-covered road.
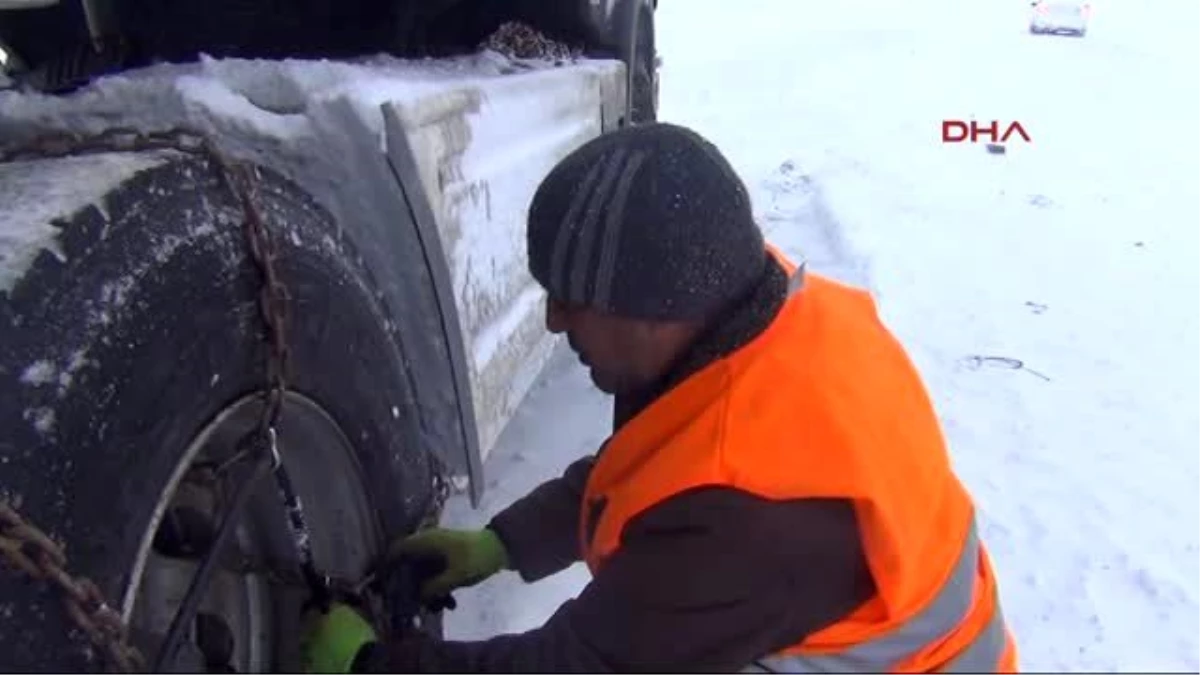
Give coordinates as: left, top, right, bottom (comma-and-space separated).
442, 1, 1200, 670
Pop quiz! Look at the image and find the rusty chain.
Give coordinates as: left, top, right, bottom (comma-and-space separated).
0, 502, 145, 672
0, 127, 293, 672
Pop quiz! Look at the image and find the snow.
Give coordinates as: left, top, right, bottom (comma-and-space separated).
0, 52, 610, 150
0, 153, 168, 293
440, 0, 1200, 671
21, 407, 55, 437
18, 351, 89, 394
18, 360, 56, 387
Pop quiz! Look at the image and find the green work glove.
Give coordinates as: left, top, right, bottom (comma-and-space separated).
299, 603, 377, 674
389, 527, 509, 600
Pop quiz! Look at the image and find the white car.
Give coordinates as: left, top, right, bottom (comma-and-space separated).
1029, 0, 1091, 36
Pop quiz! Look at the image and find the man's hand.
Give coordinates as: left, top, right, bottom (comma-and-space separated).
299, 603, 377, 674
389, 527, 509, 600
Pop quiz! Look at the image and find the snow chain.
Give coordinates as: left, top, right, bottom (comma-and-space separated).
0, 127, 298, 672
0, 502, 145, 672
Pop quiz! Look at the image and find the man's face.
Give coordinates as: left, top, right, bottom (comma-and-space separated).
545, 296, 662, 395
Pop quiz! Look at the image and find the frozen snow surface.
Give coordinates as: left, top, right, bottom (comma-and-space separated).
0, 51, 586, 143
441, 0, 1200, 671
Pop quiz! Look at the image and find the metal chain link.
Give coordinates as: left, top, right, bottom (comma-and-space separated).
0, 502, 145, 673
0, 127, 293, 672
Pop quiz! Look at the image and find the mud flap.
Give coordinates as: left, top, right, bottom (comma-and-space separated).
381, 104, 486, 507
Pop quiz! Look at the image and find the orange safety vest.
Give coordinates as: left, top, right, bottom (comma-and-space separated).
579, 256, 1018, 673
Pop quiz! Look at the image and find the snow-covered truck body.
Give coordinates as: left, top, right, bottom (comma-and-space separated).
0, 0, 651, 671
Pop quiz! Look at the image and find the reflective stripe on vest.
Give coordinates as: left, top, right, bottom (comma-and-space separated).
754, 522, 1005, 673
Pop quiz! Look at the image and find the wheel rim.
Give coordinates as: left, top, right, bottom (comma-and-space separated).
120, 392, 385, 672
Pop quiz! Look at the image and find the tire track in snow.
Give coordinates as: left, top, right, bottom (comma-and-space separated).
756, 159, 873, 291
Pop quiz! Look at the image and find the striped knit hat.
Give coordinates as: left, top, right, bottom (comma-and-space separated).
526, 122, 766, 321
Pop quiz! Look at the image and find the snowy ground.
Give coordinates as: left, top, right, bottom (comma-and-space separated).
440, 0, 1200, 671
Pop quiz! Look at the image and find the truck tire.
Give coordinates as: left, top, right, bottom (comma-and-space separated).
0, 150, 443, 671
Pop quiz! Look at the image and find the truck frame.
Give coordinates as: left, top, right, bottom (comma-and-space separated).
0, 0, 654, 670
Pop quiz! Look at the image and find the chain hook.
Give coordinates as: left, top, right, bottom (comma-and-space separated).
266, 426, 282, 471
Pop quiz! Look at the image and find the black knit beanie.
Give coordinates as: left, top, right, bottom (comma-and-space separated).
526, 122, 765, 321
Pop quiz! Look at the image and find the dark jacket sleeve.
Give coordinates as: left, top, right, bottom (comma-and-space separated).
365, 488, 875, 673
486, 454, 596, 582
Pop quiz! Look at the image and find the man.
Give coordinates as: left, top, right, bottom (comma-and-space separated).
300, 122, 1019, 673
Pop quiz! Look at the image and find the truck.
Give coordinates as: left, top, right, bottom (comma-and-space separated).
0, 0, 656, 670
